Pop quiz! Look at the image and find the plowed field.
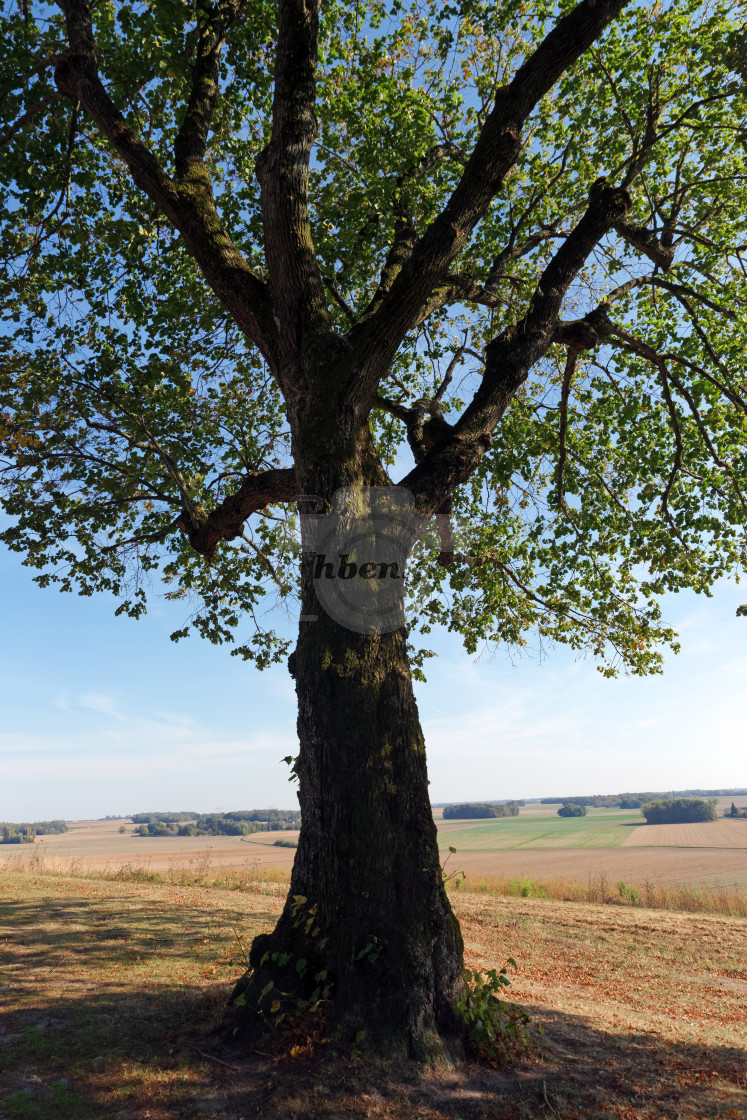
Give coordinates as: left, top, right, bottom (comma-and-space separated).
623, 819, 747, 848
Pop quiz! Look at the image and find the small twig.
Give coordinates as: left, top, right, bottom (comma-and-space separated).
322, 274, 356, 323
542, 1080, 564, 1118
183, 1042, 244, 1071
434, 334, 468, 402
239, 532, 286, 589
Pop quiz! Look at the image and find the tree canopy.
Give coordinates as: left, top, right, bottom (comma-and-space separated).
641, 797, 718, 823
2, 0, 746, 676
557, 802, 587, 817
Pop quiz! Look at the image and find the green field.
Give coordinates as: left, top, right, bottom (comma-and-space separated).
436, 809, 644, 850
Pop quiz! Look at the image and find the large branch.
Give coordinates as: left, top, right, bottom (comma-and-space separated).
174, 0, 242, 180
54, 0, 277, 367
255, 0, 329, 360
182, 467, 297, 558
347, 0, 631, 399
399, 182, 632, 513
613, 215, 675, 271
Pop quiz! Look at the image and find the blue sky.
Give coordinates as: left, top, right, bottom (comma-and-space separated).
1, 539, 745, 822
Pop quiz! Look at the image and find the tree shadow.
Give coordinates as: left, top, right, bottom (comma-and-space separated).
0, 891, 279, 974
1, 890, 745, 1119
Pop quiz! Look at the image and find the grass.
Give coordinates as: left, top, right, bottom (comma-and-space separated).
1, 864, 745, 1120
444, 870, 747, 917
3, 845, 292, 892
7, 845, 747, 917
437, 809, 645, 850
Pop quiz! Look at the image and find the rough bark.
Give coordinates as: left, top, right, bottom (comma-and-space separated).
232, 611, 465, 1060
231, 417, 465, 1060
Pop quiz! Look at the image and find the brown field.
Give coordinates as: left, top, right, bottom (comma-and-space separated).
13, 810, 747, 890
0, 865, 745, 1119
25, 819, 298, 871
448, 845, 747, 887
623, 818, 747, 848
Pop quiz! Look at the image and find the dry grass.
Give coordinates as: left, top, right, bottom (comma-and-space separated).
2, 846, 292, 894
7, 847, 747, 918
1, 864, 745, 1120
445, 870, 747, 917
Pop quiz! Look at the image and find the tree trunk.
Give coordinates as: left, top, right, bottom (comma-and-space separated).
231, 433, 465, 1060
233, 613, 465, 1059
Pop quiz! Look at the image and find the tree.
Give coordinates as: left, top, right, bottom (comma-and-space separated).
641, 797, 718, 824
557, 803, 587, 818
443, 803, 519, 818
1, 0, 746, 1059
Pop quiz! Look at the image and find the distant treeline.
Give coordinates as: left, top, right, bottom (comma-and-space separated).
641, 798, 717, 824
540, 789, 747, 808
131, 809, 301, 837
443, 803, 521, 819
0, 820, 68, 844
135, 817, 253, 837
131, 812, 198, 823
542, 794, 662, 808
224, 810, 302, 825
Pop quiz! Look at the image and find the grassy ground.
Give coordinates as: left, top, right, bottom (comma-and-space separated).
0, 867, 745, 1119
446, 871, 747, 916
437, 810, 644, 850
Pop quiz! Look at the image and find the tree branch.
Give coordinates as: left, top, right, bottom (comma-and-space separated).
0, 93, 63, 148
54, 0, 276, 366
239, 532, 287, 589
255, 0, 329, 356
435, 227, 562, 313
183, 468, 297, 558
174, 0, 242, 180
603, 325, 747, 516
556, 348, 579, 520
613, 215, 675, 271
347, 0, 631, 398
399, 181, 631, 514
360, 219, 418, 320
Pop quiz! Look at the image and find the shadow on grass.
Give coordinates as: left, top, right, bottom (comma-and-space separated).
1, 892, 745, 1119
0, 892, 279, 971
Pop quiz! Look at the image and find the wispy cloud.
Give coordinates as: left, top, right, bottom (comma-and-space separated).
78, 691, 122, 718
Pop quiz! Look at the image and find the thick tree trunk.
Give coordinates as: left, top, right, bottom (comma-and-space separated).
233, 615, 465, 1059
231, 431, 465, 1060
